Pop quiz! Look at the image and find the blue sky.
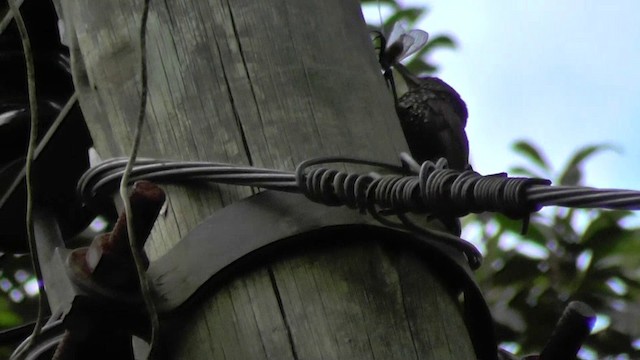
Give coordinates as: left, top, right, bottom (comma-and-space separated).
363, 4, 639, 355
366, 1, 640, 192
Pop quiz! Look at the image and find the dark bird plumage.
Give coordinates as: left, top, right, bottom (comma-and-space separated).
375, 24, 469, 235
394, 64, 470, 171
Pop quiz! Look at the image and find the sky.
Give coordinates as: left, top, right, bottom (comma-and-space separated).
364, 3, 639, 355
362, 3, 640, 355
366, 1, 640, 193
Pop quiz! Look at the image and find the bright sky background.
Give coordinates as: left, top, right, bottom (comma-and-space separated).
365, 1, 640, 193
365, 4, 639, 355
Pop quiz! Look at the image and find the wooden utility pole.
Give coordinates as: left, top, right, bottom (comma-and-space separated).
56, 0, 477, 358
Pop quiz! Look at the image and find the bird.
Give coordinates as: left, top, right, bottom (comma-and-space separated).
376, 23, 470, 235
394, 63, 470, 171
374, 22, 469, 170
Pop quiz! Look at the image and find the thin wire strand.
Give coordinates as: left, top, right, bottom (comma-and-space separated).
0, 0, 24, 34
0, 93, 78, 209
34, 93, 79, 156
7, 0, 45, 358
118, 1, 159, 359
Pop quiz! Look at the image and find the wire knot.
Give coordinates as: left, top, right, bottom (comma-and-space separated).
296, 155, 551, 224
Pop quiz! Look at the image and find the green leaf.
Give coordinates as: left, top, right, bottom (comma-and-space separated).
523, 220, 553, 246
558, 166, 582, 187
0, 297, 22, 327
493, 253, 543, 286
383, 8, 425, 28
488, 213, 550, 247
404, 35, 457, 75
406, 59, 436, 74
492, 213, 522, 232
0, 311, 21, 328
422, 34, 457, 53
581, 211, 632, 251
512, 140, 551, 171
557, 144, 617, 186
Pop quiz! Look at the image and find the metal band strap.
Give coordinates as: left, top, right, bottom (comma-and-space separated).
148, 190, 498, 360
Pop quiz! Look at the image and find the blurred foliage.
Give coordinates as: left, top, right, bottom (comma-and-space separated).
0, 253, 38, 320
468, 140, 640, 358
0, 228, 95, 353
364, 1, 640, 358
0, 252, 37, 356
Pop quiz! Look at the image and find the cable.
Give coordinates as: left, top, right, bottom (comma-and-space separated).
77, 153, 640, 268
117, 1, 159, 359
0, 321, 36, 345
7, 1, 45, 359
10, 319, 64, 360
77, 158, 298, 205
79, 154, 640, 214
0, 0, 24, 34
527, 185, 640, 210
0, 93, 79, 209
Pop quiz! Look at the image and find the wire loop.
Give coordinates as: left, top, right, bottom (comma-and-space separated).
77, 152, 640, 269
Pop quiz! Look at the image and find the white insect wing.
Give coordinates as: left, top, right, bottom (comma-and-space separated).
396, 29, 429, 61
386, 21, 406, 47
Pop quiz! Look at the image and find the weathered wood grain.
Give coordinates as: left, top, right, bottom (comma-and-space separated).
57, 0, 477, 358
269, 239, 476, 359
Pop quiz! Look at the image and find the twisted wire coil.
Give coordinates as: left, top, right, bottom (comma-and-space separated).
78, 154, 640, 225
78, 154, 640, 269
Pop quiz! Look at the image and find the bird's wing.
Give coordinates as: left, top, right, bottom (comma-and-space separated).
426, 97, 469, 170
